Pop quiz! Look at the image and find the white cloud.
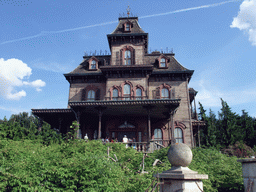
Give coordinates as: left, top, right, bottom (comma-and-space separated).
0, 105, 30, 115
231, 0, 256, 45
23, 80, 46, 92
194, 79, 256, 108
0, 58, 46, 100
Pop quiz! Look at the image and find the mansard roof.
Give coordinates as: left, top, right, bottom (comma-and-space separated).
65, 55, 110, 76
145, 52, 192, 72
64, 53, 193, 77
110, 17, 146, 35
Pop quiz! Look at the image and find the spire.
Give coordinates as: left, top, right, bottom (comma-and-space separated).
127, 5, 131, 17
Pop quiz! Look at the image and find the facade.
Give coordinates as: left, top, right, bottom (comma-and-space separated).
32, 15, 201, 147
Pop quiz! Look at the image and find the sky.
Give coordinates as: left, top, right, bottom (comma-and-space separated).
0, 0, 256, 120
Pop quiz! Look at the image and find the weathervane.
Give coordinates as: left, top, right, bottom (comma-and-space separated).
127, 5, 131, 17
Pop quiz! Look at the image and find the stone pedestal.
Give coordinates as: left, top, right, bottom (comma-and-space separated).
155, 143, 208, 192
157, 166, 208, 192
238, 158, 256, 192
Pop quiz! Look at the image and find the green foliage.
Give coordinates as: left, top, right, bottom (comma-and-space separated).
66, 121, 79, 141
0, 139, 244, 192
198, 99, 256, 149
0, 112, 63, 145
190, 147, 244, 192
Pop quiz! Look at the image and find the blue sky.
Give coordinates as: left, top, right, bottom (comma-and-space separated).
1, 0, 256, 119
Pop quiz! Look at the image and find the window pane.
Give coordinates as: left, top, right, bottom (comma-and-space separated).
113, 89, 118, 97
91, 60, 96, 69
125, 50, 131, 58
154, 129, 162, 139
88, 90, 95, 100
126, 23, 130, 31
174, 128, 183, 143
162, 88, 169, 98
124, 84, 130, 94
113, 89, 118, 100
136, 88, 142, 100
160, 58, 165, 67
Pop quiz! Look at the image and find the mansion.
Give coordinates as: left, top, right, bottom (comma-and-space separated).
32, 15, 202, 148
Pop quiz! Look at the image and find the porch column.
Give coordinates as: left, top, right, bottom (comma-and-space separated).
144, 106, 153, 142
170, 110, 176, 144
58, 117, 63, 133
96, 107, 106, 140
76, 110, 81, 139
98, 110, 103, 139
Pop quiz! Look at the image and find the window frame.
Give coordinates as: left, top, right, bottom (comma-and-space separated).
124, 50, 131, 65
158, 55, 168, 68
88, 57, 99, 70
124, 22, 131, 32
174, 127, 184, 143
161, 88, 169, 99
123, 84, 131, 100
87, 90, 96, 101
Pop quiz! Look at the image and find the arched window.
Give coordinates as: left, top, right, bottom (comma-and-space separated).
124, 50, 131, 65
161, 88, 169, 99
136, 88, 142, 100
174, 128, 183, 143
87, 90, 95, 101
91, 60, 96, 69
160, 58, 166, 67
124, 84, 131, 100
113, 88, 118, 101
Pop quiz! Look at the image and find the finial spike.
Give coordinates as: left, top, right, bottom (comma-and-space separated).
127, 5, 131, 17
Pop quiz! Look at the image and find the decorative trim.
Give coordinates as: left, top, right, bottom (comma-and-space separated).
157, 54, 169, 68
32, 109, 72, 113
69, 99, 180, 107
120, 46, 135, 65
121, 80, 134, 98
88, 56, 99, 70
108, 85, 122, 99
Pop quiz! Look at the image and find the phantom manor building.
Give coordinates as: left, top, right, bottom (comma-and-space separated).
32, 15, 202, 148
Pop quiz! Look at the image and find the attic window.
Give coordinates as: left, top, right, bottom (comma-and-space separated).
160, 58, 166, 67
158, 56, 168, 68
89, 58, 98, 70
91, 60, 96, 69
124, 22, 131, 31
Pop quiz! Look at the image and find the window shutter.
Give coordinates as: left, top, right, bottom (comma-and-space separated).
132, 49, 135, 65
96, 89, 101, 100
116, 52, 120, 65
156, 89, 160, 99
171, 88, 175, 99
120, 50, 123, 65
152, 90, 156, 99
81, 89, 86, 101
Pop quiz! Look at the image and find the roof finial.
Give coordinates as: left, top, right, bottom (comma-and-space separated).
127, 5, 131, 17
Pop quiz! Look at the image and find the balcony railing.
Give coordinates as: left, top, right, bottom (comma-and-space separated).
104, 96, 148, 101
102, 140, 170, 153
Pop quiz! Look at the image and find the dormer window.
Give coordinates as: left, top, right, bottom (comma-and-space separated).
124, 50, 131, 65
91, 60, 96, 69
88, 57, 99, 70
124, 22, 131, 32
160, 58, 166, 67
158, 55, 168, 68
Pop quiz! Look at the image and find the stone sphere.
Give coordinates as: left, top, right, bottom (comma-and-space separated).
167, 143, 193, 167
